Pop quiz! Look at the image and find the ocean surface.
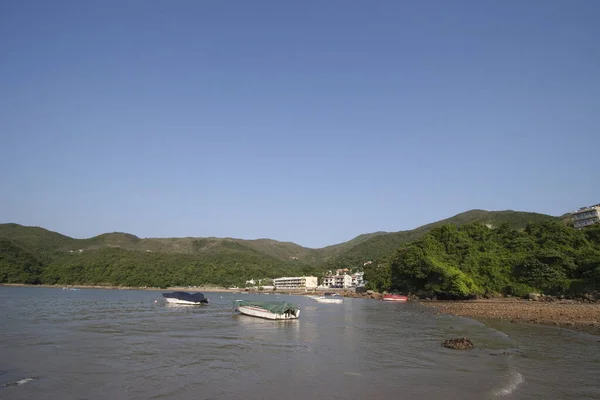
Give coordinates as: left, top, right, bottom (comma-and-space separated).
0, 286, 598, 400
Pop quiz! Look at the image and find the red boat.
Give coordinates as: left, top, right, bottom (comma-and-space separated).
382, 294, 408, 302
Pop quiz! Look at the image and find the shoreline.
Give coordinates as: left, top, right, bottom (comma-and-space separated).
0, 283, 230, 292
0, 283, 364, 295
4, 283, 599, 336
420, 298, 600, 337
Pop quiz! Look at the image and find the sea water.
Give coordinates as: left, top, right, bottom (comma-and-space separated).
0, 286, 598, 399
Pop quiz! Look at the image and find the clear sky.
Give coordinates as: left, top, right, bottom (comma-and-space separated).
1, 1, 599, 248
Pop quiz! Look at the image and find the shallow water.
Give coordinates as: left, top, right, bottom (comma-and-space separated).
0, 287, 598, 399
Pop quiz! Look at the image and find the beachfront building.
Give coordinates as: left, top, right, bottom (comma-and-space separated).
322, 274, 352, 288
572, 204, 600, 229
273, 276, 318, 290
351, 271, 365, 287
322, 269, 365, 289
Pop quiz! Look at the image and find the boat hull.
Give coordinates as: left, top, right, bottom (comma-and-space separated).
162, 291, 209, 305
382, 295, 408, 302
311, 296, 343, 304
237, 305, 300, 320
164, 297, 207, 305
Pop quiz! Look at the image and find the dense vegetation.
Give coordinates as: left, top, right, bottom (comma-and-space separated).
364, 221, 600, 298
322, 210, 558, 269
0, 239, 44, 284
4, 210, 595, 297
38, 248, 322, 288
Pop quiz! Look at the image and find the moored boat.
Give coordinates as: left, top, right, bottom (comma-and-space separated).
310, 293, 343, 304
162, 291, 209, 305
234, 300, 300, 320
382, 294, 408, 302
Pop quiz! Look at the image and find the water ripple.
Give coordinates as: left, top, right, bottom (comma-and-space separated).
1, 287, 599, 400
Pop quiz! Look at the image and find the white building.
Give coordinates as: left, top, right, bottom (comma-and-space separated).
573, 204, 600, 229
322, 274, 352, 289
321, 270, 366, 289
273, 276, 318, 290
351, 272, 365, 287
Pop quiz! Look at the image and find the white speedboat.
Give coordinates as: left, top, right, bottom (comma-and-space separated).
310, 293, 343, 304
162, 291, 209, 305
234, 300, 300, 320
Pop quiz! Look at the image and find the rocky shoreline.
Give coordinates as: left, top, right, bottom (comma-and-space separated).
420, 298, 600, 336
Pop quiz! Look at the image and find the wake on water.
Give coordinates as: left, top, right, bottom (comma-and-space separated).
493, 369, 525, 396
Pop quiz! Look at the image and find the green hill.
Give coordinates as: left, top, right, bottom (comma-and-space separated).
0, 223, 77, 253
0, 210, 559, 268
320, 210, 559, 268
0, 209, 564, 288
366, 221, 600, 298
0, 238, 44, 284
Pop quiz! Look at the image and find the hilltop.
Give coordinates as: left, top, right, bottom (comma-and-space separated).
321, 209, 559, 268
0, 209, 559, 265
0, 209, 564, 288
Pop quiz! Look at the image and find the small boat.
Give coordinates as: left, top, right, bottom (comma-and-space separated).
382, 294, 408, 302
310, 293, 343, 304
162, 291, 209, 305
234, 300, 300, 320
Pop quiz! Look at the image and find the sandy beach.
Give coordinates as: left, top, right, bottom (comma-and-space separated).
420, 298, 600, 336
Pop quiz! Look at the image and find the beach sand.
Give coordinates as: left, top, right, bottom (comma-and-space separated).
420, 298, 600, 336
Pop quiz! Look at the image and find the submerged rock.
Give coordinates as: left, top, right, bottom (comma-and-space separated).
442, 337, 473, 350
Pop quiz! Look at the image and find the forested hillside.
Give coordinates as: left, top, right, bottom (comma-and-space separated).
2, 209, 587, 294
364, 221, 600, 298
321, 210, 558, 268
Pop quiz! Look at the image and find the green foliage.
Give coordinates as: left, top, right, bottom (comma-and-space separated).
0, 239, 44, 284
1, 211, 594, 297
377, 221, 600, 298
322, 210, 559, 269
364, 262, 391, 292
584, 224, 600, 245
0, 223, 324, 288
35, 247, 317, 288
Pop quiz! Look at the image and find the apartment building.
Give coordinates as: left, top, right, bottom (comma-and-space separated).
351, 271, 365, 287
572, 204, 600, 229
321, 270, 365, 288
322, 274, 352, 288
273, 276, 318, 290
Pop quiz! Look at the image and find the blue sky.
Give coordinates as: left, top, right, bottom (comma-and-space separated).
1, 1, 599, 248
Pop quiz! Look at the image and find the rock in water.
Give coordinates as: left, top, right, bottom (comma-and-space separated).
1, 377, 36, 387
442, 337, 473, 350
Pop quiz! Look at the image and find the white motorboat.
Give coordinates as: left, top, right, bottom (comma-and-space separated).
310, 292, 343, 304
162, 291, 209, 305
234, 300, 300, 320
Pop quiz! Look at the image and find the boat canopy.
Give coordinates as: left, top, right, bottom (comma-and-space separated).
162, 292, 208, 303
235, 300, 299, 314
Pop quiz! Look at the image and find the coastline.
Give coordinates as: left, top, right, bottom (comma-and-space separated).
420, 298, 600, 336
4, 283, 599, 336
0, 283, 229, 292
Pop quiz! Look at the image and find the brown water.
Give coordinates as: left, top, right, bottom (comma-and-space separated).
0, 286, 598, 399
